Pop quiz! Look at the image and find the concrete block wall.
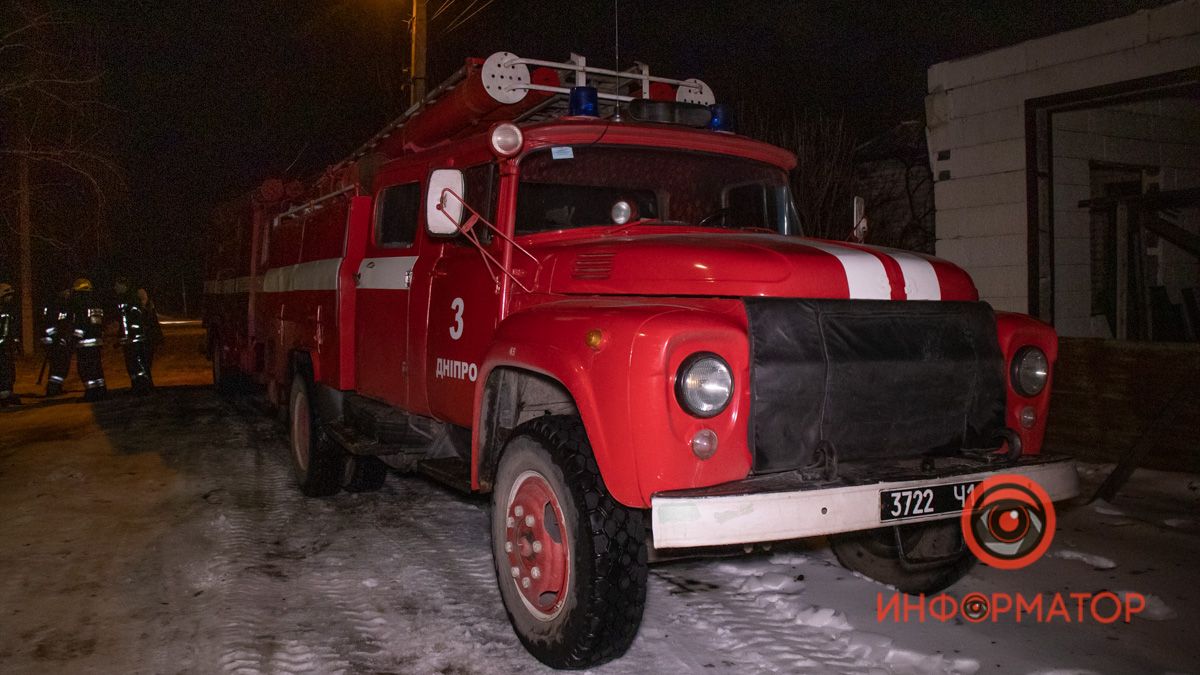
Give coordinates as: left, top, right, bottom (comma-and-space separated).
925, 0, 1200, 317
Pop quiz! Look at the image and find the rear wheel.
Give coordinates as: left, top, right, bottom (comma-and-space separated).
830, 519, 976, 594
341, 455, 388, 492
288, 373, 343, 497
491, 415, 647, 669
210, 341, 228, 393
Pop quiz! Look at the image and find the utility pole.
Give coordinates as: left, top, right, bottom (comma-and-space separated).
410, 0, 427, 106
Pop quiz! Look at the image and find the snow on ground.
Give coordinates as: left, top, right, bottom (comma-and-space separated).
1, 324, 1197, 674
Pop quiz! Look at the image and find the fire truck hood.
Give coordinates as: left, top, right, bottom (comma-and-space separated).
538, 231, 978, 301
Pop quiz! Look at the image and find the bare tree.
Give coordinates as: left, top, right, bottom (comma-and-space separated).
1, 2, 122, 353
740, 107, 859, 241
853, 121, 936, 253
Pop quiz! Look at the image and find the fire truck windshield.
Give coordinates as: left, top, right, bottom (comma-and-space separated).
515, 145, 800, 235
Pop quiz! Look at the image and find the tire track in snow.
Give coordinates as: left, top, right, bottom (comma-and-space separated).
182, 396, 350, 675
641, 553, 978, 674
141, 389, 976, 674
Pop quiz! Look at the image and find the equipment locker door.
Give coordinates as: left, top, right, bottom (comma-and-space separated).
354, 170, 425, 407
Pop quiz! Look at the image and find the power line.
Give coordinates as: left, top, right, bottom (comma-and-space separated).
438, 0, 480, 32
430, 0, 457, 22
443, 0, 496, 34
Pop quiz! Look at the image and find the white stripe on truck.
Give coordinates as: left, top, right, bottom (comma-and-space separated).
262, 257, 342, 292
886, 250, 942, 301
356, 256, 418, 290
798, 240, 892, 300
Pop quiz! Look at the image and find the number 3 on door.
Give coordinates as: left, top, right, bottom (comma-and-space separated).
449, 297, 464, 340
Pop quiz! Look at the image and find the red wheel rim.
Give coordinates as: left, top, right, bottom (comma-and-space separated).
291, 387, 310, 472
504, 470, 570, 620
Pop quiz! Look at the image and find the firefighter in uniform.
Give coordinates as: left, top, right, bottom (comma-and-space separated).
45, 278, 107, 400
71, 278, 107, 401
0, 283, 20, 406
42, 288, 74, 396
113, 277, 161, 394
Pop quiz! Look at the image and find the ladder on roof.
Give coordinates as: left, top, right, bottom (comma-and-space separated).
336, 51, 715, 167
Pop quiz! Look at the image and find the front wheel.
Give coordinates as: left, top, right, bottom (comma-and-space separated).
491, 415, 647, 669
830, 519, 976, 594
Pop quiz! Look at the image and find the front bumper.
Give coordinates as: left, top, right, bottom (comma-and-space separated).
651, 455, 1079, 549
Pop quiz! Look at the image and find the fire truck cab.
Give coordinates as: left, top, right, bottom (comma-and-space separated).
204, 52, 1079, 669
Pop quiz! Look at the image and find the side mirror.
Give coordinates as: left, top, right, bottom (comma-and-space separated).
426, 169, 465, 236
851, 195, 868, 243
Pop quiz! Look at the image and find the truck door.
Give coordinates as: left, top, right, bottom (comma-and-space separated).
354, 169, 425, 407
422, 162, 504, 425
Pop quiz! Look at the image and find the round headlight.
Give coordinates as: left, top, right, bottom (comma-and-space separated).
1011, 346, 1049, 397
676, 353, 733, 418
489, 122, 523, 157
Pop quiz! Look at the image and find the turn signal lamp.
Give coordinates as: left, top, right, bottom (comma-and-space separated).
489, 123, 524, 157
691, 429, 718, 460
1019, 406, 1037, 429
585, 329, 604, 350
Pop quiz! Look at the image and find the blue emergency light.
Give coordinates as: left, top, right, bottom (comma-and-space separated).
569, 86, 599, 117
708, 103, 734, 132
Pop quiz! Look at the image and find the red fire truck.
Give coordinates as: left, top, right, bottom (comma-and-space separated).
204, 52, 1078, 668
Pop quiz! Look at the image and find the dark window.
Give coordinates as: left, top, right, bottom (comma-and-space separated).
727, 183, 768, 228
457, 163, 499, 245
376, 182, 421, 247
515, 145, 795, 235
462, 163, 498, 221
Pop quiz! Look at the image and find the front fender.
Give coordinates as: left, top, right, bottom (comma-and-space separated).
995, 311, 1059, 455
474, 298, 753, 508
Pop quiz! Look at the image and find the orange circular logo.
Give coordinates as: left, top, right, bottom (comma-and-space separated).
960, 475, 1055, 570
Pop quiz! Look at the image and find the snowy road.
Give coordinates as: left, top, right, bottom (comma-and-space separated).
1, 326, 1197, 674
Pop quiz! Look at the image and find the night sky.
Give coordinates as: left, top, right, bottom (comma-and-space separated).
41, 0, 1171, 309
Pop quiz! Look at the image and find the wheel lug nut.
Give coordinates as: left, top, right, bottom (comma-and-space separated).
506, 516, 514, 528
524, 515, 535, 527
531, 566, 541, 579
504, 541, 513, 553
532, 541, 543, 553
521, 577, 531, 589
514, 505, 524, 517
510, 566, 520, 578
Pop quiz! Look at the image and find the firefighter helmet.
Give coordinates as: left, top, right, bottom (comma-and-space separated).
72, 278, 93, 292
0, 283, 13, 300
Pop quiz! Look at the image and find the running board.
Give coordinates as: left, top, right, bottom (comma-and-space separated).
324, 422, 405, 457
418, 458, 472, 493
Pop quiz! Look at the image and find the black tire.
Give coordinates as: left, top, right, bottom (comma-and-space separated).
491, 415, 647, 670
210, 339, 233, 394
288, 373, 343, 497
830, 519, 976, 595
341, 455, 388, 493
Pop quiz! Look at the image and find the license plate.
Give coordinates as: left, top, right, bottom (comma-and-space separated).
879, 480, 980, 523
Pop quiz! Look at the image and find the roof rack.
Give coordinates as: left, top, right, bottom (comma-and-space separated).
332, 51, 715, 172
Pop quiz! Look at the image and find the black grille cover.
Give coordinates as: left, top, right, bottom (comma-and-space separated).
745, 298, 1006, 473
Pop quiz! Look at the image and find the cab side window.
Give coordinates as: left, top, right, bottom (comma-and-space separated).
459, 163, 498, 245
376, 182, 421, 247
